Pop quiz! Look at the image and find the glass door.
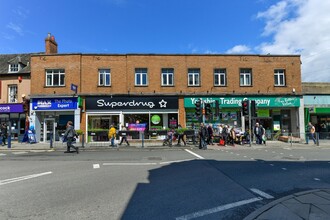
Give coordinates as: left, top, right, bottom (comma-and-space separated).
44, 118, 55, 142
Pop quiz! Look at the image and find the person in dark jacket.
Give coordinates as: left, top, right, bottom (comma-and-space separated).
1, 123, 8, 146
254, 122, 264, 144
63, 121, 79, 154
199, 123, 208, 150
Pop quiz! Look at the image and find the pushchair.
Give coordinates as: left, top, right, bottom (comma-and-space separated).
163, 130, 174, 146
240, 131, 250, 145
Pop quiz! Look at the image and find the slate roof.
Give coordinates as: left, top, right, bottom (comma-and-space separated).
0, 53, 32, 74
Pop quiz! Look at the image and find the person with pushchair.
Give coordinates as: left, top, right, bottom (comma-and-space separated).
163, 128, 174, 146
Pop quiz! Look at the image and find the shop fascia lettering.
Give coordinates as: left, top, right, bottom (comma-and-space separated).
97, 99, 157, 109
190, 97, 271, 106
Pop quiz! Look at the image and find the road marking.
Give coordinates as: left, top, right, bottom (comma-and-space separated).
270, 164, 274, 166
175, 197, 262, 220
243, 156, 247, 158
282, 168, 287, 170
0, 153, 6, 156
103, 162, 157, 166
184, 149, 204, 159
236, 154, 240, 156
159, 159, 194, 165
93, 164, 100, 169
0, 171, 52, 186
12, 151, 28, 155
250, 188, 274, 199
314, 178, 321, 181
250, 158, 254, 160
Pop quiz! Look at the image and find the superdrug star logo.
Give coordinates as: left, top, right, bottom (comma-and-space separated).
159, 99, 167, 108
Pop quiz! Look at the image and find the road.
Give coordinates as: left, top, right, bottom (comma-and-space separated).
1, 146, 330, 220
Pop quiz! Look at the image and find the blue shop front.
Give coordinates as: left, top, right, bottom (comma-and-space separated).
30, 97, 80, 142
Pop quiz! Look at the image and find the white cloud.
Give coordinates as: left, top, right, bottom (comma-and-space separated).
257, 0, 330, 82
6, 22, 24, 36
226, 45, 252, 54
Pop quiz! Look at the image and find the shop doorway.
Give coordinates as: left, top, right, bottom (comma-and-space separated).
44, 118, 55, 142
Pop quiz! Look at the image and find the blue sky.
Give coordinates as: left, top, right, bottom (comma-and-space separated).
1, 0, 330, 82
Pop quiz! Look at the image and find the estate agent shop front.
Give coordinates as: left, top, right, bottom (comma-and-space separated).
85, 96, 178, 142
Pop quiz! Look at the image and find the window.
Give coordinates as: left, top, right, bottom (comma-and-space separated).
188, 68, 200, 86
99, 69, 111, 86
8, 84, 17, 103
135, 68, 148, 86
9, 64, 19, 73
240, 68, 252, 86
214, 69, 226, 86
274, 69, 285, 86
161, 68, 174, 86
46, 69, 65, 86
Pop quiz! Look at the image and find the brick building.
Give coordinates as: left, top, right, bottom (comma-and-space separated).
30, 34, 304, 143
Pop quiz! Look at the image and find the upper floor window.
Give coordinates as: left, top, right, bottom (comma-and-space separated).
135, 68, 148, 86
214, 68, 226, 86
9, 64, 19, 73
99, 69, 111, 86
240, 68, 252, 86
8, 84, 17, 103
188, 68, 200, 86
274, 69, 285, 86
46, 69, 65, 86
161, 68, 174, 86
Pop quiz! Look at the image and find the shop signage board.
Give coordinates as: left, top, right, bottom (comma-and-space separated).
86, 96, 178, 110
184, 96, 300, 108
31, 98, 78, 110
0, 104, 24, 113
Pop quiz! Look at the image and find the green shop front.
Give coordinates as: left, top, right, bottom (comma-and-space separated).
184, 96, 302, 137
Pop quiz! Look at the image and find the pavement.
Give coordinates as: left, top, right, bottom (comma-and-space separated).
1, 140, 330, 219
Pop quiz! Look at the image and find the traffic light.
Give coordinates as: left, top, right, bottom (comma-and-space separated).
251, 100, 257, 117
205, 103, 212, 116
242, 100, 249, 116
215, 100, 219, 116
195, 100, 202, 117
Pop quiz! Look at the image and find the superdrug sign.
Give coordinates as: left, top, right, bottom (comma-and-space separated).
85, 96, 178, 110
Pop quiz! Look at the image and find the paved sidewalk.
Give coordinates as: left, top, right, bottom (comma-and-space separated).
244, 189, 330, 220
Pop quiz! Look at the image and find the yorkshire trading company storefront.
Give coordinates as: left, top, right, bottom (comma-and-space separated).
85, 96, 178, 142
184, 96, 303, 136
30, 97, 79, 143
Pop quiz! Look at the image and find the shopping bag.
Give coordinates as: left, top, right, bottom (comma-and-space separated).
219, 139, 225, 146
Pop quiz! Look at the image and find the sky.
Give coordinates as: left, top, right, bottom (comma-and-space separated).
0, 0, 329, 82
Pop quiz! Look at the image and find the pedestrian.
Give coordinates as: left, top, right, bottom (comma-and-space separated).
305, 122, 316, 144
63, 121, 79, 154
260, 125, 266, 145
191, 123, 197, 145
199, 123, 208, 150
254, 122, 263, 144
119, 125, 130, 146
229, 127, 236, 146
1, 123, 8, 146
108, 124, 117, 147
207, 124, 214, 145
221, 125, 228, 146
177, 124, 186, 146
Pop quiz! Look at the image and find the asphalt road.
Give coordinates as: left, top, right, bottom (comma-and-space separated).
1, 147, 330, 220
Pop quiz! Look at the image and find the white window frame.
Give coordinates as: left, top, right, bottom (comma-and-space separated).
188, 68, 200, 86
9, 64, 19, 73
274, 69, 286, 86
161, 68, 174, 86
46, 69, 65, 87
135, 68, 148, 86
240, 69, 252, 86
214, 68, 226, 86
8, 84, 18, 103
98, 69, 111, 86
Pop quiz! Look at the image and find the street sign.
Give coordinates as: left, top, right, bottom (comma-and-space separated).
71, 84, 78, 93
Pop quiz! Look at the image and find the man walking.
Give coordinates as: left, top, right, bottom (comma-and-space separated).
63, 121, 79, 154
305, 122, 317, 144
119, 125, 130, 146
254, 122, 263, 144
1, 123, 7, 146
199, 123, 208, 150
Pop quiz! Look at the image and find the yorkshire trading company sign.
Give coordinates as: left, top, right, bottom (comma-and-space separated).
85, 96, 178, 110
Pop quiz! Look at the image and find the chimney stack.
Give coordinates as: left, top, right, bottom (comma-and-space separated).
45, 33, 58, 54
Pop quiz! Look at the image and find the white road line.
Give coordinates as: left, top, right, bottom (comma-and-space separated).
282, 168, 287, 170
250, 188, 274, 199
93, 164, 100, 169
12, 152, 28, 155
0, 153, 6, 156
159, 159, 194, 165
0, 171, 52, 186
103, 162, 157, 166
270, 164, 274, 166
175, 197, 262, 220
314, 178, 321, 181
184, 149, 204, 159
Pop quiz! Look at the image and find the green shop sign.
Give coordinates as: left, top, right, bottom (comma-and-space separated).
184, 96, 300, 108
